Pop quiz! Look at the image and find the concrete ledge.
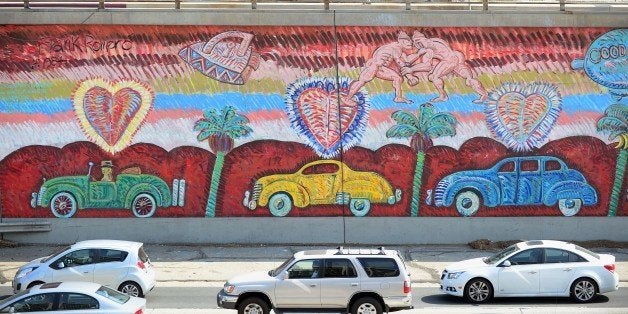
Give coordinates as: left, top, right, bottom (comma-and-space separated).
2, 217, 627, 245
0, 221, 51, 233
0, 9, 626, 27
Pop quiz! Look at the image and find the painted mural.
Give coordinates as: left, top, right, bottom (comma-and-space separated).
0, 25, 625, 218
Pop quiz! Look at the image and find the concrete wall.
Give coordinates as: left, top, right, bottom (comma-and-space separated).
3, 217, 627, 244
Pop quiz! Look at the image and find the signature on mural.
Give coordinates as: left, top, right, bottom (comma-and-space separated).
242, 160, 402, 217
31, 161, 186, 218
426, 156, 598, 217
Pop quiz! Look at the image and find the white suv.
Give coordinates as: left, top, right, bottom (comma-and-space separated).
12, 240, 155, 297
217, 247, 412, 314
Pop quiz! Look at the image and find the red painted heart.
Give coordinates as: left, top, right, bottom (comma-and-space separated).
496, 92, 550, 141
296, 87, 359, 150
73, 79, 153, 154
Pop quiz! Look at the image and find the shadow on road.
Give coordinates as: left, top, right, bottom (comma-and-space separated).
421, 294, 611, 305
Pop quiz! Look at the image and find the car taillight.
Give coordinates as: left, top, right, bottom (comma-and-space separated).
604, 264, 615, 273
403, 280, 411, 294
137, 260, 145, 270
134, 309, 143, 314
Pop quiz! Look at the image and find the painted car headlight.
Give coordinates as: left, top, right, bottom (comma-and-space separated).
15, 267, 37, 279
447, 271, 465, 279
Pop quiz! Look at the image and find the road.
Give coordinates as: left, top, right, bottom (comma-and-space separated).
5, 285, 625, 311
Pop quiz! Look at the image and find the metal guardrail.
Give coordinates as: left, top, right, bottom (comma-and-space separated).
0, 222, 52, 233
0, 0, 626, 11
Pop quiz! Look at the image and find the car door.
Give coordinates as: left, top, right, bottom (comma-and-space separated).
319, 258, 360, 308
51, 249, 96, 283
516, 159, 542, 205
539, 248, 586, 294
92, 249, 130, 287
496, 160, 517, 205
88, 181, 116, 207
2, 293, 57, 312
298, 163, 339, 204
497, 248, 543, 295
58, 292, 100, 311
274, 259, 321, 308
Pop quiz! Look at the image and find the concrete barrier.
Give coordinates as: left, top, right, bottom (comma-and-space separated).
2, 217, 626, 244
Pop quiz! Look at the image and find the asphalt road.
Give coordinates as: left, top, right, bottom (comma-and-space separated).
2, 285, 627, 311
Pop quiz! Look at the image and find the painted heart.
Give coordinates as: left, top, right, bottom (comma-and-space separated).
485, 82, 561, 152
73, 78, 154, 154
286, 77, 370, 158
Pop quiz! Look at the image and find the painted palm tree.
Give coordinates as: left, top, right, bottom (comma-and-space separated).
596, 103, 628, 217
194, 106, 252, 217
386, 103, 457, 217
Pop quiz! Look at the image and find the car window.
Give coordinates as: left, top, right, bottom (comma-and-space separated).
508, 248, 543, 265
95, 286, 130, 304
357, 258, 400, 277
4, 293, 56, 312
55, 249, 95, 268
287, 259, 321, 279
59, 293, 99, 310
323, 259, 357, 278
498, 161, 515, 172
545, 248, 587, 263
520, 160, 539, 172
98, 249, 129, 263
544, 159, 561, 171
301, 163, 339, 175
41, 246, 71, 263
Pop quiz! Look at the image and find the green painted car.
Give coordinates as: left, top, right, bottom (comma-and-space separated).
31, 162, 186, 218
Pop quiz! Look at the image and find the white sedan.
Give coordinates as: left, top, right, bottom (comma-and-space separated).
0, 281, 146, 313
440, 240, 619, 303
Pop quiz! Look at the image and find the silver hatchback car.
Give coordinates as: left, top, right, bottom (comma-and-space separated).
217, 247, 412, 314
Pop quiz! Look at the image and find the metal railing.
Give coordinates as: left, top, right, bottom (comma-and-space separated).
1, 0, 626, 11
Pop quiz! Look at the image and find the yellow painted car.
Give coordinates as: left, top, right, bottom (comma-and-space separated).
242, 160, 401, 216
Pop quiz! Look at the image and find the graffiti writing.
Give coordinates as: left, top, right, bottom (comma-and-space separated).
37, 35, 133, 55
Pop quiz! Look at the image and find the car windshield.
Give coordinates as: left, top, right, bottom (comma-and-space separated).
95, 286, 130, 304
484, 244, 519, 264
0, 289, 30, 308
41, 245, 71, 263
270, 257, 295, 277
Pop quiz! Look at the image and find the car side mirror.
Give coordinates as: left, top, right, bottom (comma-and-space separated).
281, 272, 289, 280
56, 261, 65, 269
9, 306, 16, 313
501, 260, 511, 267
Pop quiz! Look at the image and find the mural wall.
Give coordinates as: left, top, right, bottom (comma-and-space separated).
0, 25, 625, 218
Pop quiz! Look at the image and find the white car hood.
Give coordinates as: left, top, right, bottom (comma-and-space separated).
228, 271, 275, 286
19, 257, 45, 271
445, 257, 488, 272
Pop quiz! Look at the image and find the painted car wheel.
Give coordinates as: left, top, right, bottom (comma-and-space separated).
269, 193, 292, 217
50, 192, 77, 218
119, 281, 143, 297
350, 198, 371, 217
455, 191, 481, 217
132, 193, 156, 218
464, 278, 492, 303
559, 198, 582, 216
571, 278, 597, 302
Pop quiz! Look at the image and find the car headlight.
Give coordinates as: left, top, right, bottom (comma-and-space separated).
15, 267, 37, 279
224, 284, 236, 294
447, 271, 465, 279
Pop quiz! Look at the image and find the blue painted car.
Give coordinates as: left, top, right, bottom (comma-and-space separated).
426, 156, 598, 216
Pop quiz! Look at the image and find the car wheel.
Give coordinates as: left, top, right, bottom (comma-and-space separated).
50, 192, 77, 218
132, 193, 156, 218
119, 281, 144, 298
455, 191, 481, 217
559, 198, 582, 216
351, 297, 382, 314
237, 297, 269, 314
350, 198, 371, 217
268, 193, 292, 217
464, 278, 492, 303
571, 278, 597, 303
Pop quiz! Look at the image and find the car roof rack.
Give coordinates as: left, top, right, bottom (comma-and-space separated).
334, 246, 387, 255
